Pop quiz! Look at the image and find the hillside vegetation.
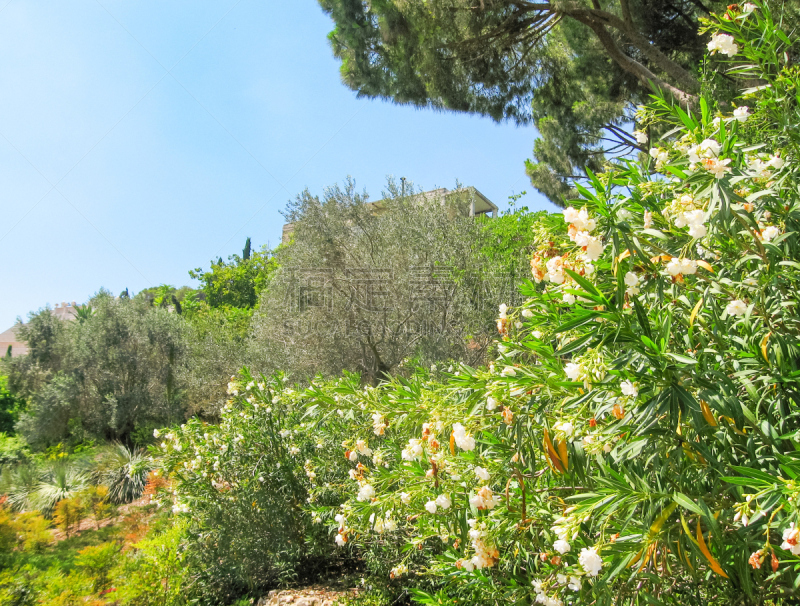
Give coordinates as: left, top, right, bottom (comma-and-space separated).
2, 4, 800, 605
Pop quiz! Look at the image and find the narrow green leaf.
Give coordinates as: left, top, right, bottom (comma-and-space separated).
673, 493, 703, 515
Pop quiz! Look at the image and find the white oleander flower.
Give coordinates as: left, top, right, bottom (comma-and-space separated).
634, 130, 648, 144
621, 380, 638, 398
584, 237, 604, 261
425, 500, 438, 514
567, 576, 581, 591
501, 366, 517, 377
624, 272, 640, 289
699, 138, 721, 157
769, 154, 785, 169
733, 106, 750, 122
688, 222, 707, 238
781, 524, 800, 555
486, 396, 498, 411
579, 546, 604, 576
452, 423, 476, 451
649, 147, 669, 168
357, 484, 375, 502
435, 493, 452, 510
400, 492, 412, 504
553, 539, 571, 554
522, 309, 533, 318
761, 225, 781, 242
401, 438, 424, 461
703, 157, 732, 178
726, 300, 748, 317
564, 362, 583, 382
666, 257, 698, 276
474, 466, 491, 482
553, 421, 574, 438
708, 33, 739, 57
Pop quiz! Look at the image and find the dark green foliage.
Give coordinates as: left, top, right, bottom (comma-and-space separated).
316, 0, 727, 204
242, 236, 251, 261
0, 376, 23, 434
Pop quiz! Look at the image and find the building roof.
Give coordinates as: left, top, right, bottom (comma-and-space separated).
0, 324, 27, 358
0, 301, 79, 358
281, 186, 497, 244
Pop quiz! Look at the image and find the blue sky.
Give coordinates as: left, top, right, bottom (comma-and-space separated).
0, 0, 554, 330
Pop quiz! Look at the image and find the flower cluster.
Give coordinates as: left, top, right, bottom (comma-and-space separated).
707, 33, 739, 56
451, 423, 476, 451
666, 193, 708, 238
564, 206, 604, 265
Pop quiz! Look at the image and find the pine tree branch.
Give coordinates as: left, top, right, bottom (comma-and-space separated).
467, 2, 700, 104
618, 0, 634, 26
567, 14, 698, 107
566, 5, 701, 94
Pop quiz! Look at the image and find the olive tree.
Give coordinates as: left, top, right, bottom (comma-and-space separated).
252, 179, 520, 383
8, 292, 189, 445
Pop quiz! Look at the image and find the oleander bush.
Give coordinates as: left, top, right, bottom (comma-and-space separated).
158, 4, 800, 604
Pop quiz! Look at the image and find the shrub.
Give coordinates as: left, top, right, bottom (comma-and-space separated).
53, 496, 86, 538
0, 375, 24, 435
157, 371, 351, 601
0, 497, 17, 565
0, 432, 27, 469
74, 541, 119, 593
0, 566, 39, 606
253, 179, 522, 385
113, 520, 189, 606
13, 511, 52, 552
79, 485, 115, 530
8, 292, 189, 445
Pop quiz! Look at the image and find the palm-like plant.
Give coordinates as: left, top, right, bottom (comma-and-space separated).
75, 304, 94, 323
1, 462, 40, 512
93, 443, 151, 504
31, 460, 89, 516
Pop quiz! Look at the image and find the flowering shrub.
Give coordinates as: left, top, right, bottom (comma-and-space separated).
158, 4, 800, 604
